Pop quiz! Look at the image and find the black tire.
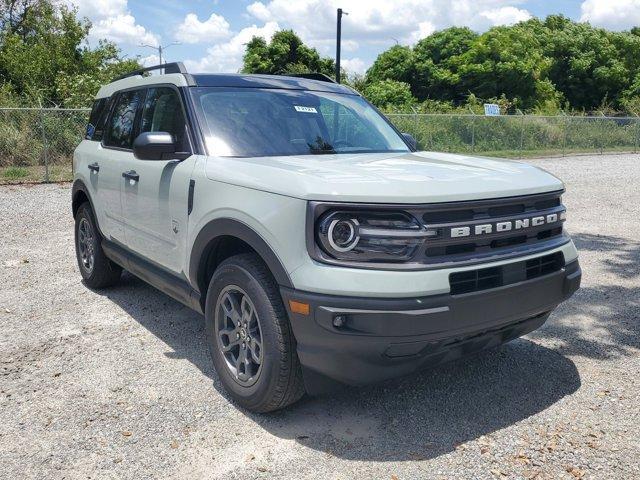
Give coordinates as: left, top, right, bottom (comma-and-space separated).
74, 202, 122, 289
204, 253, 304, 412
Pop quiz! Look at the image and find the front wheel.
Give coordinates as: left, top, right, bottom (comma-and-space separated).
204, 253, 304, 412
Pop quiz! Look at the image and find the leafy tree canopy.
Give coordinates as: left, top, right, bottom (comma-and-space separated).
242, 30, 334, 77
363, 79, 415, 110
365, 15, 640, 113
0, 0, 140, 107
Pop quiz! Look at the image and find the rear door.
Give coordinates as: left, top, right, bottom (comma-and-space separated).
97, 89, 146, 244
78, 97, 114, 236
120, 86, 196, 274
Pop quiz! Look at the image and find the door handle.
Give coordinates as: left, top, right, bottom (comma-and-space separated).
122, 170, 140, 182
88, 162, 100, 173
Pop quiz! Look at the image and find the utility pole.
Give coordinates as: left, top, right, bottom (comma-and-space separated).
335, 8, 348, 83
140, 42, 181, 67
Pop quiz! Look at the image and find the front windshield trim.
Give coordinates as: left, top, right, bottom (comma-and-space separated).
190, 87, 411, 158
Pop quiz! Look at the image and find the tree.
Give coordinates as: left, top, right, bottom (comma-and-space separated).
412, 27, 477, 102
455, 22, 556, 110
242, 30, 334, 77
366, 45, 415, 86
0, 0, 140, 106
363, 80, 415, 110
543, 15, 640, 110
242, 17, 640, 113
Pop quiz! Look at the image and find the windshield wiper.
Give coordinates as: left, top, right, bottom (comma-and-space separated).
307, 137, 335, 154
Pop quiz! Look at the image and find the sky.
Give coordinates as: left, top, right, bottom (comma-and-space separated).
65, 0, 640, 75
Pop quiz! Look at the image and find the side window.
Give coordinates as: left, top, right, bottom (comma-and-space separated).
86, 98, 108, 141
140, 87, 188, 150
104, 90, 144, 149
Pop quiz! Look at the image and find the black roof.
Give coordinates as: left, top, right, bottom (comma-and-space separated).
114, 63, 357, 95
190, 73, 357, 95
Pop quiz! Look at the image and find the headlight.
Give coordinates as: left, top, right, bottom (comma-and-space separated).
316, 210, 436, 262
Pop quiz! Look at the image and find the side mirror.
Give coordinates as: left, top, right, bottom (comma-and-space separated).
133, 132, 187, 160
401, 132, 417, 150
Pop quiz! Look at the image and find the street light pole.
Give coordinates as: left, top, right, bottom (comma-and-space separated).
335, 8, 348, 83
140, 42, 181, 68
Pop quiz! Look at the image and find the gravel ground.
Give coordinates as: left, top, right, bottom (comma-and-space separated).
1, 153, 639, 480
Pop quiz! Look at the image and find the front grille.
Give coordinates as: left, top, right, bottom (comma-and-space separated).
450, 252, 564, 295
416, 191, 567, 266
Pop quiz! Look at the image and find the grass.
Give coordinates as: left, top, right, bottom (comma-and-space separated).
0, 164, 73, 184
2, 166, 29, 180
468, 146, 638, 159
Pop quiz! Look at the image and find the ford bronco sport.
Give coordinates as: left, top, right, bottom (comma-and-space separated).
72, 63, 581, 412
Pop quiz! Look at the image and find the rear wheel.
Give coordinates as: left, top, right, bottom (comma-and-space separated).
205, 253, 304, 412
74, 202, 122, 289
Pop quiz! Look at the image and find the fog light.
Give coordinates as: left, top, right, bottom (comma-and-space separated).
333, 315, 346, 328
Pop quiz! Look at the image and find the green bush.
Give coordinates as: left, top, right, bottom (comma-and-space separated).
2, 166, 29, 179
0, 109, 88, 168
389, 114, 640, 157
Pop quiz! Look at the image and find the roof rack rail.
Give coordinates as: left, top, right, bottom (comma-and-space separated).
113, 62, 188, 82
285, 73, 336, 83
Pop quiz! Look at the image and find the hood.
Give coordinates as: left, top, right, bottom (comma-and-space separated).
204, 151, 564, 203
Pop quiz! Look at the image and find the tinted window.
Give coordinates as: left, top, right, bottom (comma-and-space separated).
104, 90, 144, 149
140, 87, 188, 149
86, 98, 108, 141
192, 88, 409, 157
319, 99, 388, 150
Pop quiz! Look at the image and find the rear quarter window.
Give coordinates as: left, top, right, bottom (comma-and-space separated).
86, 98, 109, 141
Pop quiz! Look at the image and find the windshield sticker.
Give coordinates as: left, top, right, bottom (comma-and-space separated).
294, 105, 318, 113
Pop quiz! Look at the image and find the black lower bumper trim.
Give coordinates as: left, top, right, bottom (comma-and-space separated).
282, 259, 581, 393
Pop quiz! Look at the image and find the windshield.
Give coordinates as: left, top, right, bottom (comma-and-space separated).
191, 87, 410, 157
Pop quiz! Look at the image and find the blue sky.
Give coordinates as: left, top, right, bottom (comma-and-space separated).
68, 0, 639, 75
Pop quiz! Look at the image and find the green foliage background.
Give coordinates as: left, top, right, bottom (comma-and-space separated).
0, 0, 140, 180
360, 17, 640, 114
242, 17, 640, 115
0, 0, 140, 107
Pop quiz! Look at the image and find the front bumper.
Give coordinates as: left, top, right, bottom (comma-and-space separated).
282, 259, 581, 393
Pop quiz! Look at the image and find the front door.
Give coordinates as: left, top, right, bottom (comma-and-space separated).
120, 86, 196, 275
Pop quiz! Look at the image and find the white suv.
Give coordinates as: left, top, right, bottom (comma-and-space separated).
72, 63, 581, 412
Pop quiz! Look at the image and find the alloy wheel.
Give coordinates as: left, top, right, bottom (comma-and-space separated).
215, 285, 264, 386
77, 217, 95, 274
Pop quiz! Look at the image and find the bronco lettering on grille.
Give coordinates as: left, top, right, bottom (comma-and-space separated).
450, 213, 563, 238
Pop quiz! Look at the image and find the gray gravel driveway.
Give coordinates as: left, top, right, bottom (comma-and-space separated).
1, 154, 639, 479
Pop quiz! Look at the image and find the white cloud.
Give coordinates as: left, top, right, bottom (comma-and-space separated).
245, 0, 534, 47
341, 57, 366, 75
92, 14, 159, 47
185, 22, 280, 73
67, 0, 158, 46
479, 6, 532, 26
175, 12, 232, 44
580, 0, 640, 30
409, 21, 436, 43
247, 2, 273, 22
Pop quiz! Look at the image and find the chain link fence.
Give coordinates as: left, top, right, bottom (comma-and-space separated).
0, 108, 639, 184
0, 107, 90, 183
387, 113, 640, 158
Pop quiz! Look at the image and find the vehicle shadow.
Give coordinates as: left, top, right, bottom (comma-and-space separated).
99, 272, 583, 461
